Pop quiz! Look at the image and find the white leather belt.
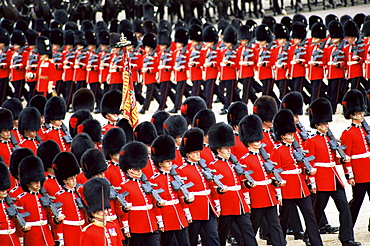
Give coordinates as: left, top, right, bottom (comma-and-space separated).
164, 199, 179, 206
63, 219, 85, 226
315, 162, 336, 167
226, 185, 241, 191
130, 204, 153, 211
281, 169, 302, 175
255, 180, 272, 186
351, 152, 370, 160
191, 190, 211, 196
106, 215, 117, 221
26, 220, 48, 226
0, 228, 16, 235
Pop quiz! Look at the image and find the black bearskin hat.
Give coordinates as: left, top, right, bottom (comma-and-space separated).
2, 98, 22, 120
64, 30, 74, 45
10, 148, 34, 180
35, 18, 47, 33
189, 24, 202, 42
98, 30, 110, 45
133, 19, 144, 33
119, 141, 148, 171
37, 140, 61, 171
50, 28, 64, 46
74, 30, 86, 46
253, 96, 278, 122
50, 20, 62, 30
340, 15, 352, 25
193, 109, 216, 135
354, 13, 365, 30
363, 21, 370, 37
103, 127, 126, 160
14, 19, 28, 33
281, 16, 293, 33
65, 21, 77, 31
328, 21, 344, 39
95, 21, 108, 34
81, 148, 107, 179
124, 29, 138, 48
238, 25, 251, 40
218, 19, 229, 35
0, 161, 10, 190
18, 107, 41, 135
54, 9, 68, 25
255, 24, 272, 43
151, 135, 176, 165
189, 18, 202, 27
143, 19, 158, 34
281, 91, 304, 115
208, 122, 235, 153
273, 109, 296, 141
44, 96, 66, 123
85, 30, 97, 46
110, 19, 119, 33
81, 20, 94, 32
134, 121, 157, 145
117, 118, 134, 142
157, 29, 171, 46
71, 133, 95, 164
101, 89, 122, 118
309, 15, 323, 30
239, 115, 263, 146
342, 89, 366, 120
227, 102, 249, 126
26, 30, 38, 46
110, 33, 121, 48
158, 19, 171, 32
72, 88, 95, 112
19, 156, 46, 192
203, 25, 218, 43
223, 26, 237, 45
53, 152, 80, 186
309, 98, 333, 128
0, 108, 13, 130
179, 128, 204, 157
69, 109, 93, 138
231, 19, 242, 31
83, 177, 111, 213
175, 27, 189, 45
293, 13, 308, 26
344, 20, 359, 37
118, 19, 133, 34
29, 95, 47, 116
325, 14, 339, 28
291, 22, 307, 40
78, 119, 102, 143
311, 22, 326, 39
180, 96, 207, 125
262, 16, 276, 32
273, 23, 289, 39
163, 115, 188, 138
0, 19, 13, 35
0, 28, 10, 45
37, 36, 52, 58
151, 111, 170, 136
142, 32, 157, 49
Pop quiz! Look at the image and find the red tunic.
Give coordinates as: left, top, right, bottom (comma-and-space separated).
36, 59, 53, 93
0, 200, 21, 246
173, 48, 189, 82
272, 45, 289, 81
150, 171, 189, 231
158, 49, 173, 82
237, 44, 256, 79
203, 46, 221, 80
304, 132, 344, 191
99, 51, 111, 83
80, 220, 123, 246
200, 144, 215, 165
287, 43, 308, 78
0, 48, 12, 79
270, 143, 310, 199
129, 49, 143, 83
142, 52, 159, 85
108, 53, 125, 85
240, 151, 279, 208
52, 50, 64, 82
142, 158, 157, 179
364, 44, 370, 79
62, 49, 75, 82
102, 123, 118, 136
18, 138, 39, 155
176, 161, 219, 220
326, 44, 347, 79
208, 158, 250, 215
230, 134, 249, 160
105, 161, 125, 189
16, 192, 55, 246
256, 44, 276, 80
25, 51, 38, 83
307, 43, 328, 81
0, 140, 14, 167
340, 124, 370, 183
220, 47, 238, 81
188, 44, 204, 81
42, 128, 71, 152
173, 149, 183, 167
43, 175, 62, 197
10, 48, 27, 82
343, 42, 364, 79
262, 129, 277, 154
86, 51, 100, 84
73, 49, 88, 82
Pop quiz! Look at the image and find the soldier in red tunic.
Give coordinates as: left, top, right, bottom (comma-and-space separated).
97, 30, 111, 106
0, 109, 15, 166
107, 33, 125, 92
24, 30, 39, 102
17, 156, 65, 246
271, 109, 323, 245
119, 141, 163, 246
101, 90, 121, 135
177, 128, 220, 246
208, 123, 257, 246
53, 152, 86, 246
62, 30, 76, 110
73, 31, 88, 95
0, 28, 11, 105
80, 177, 124, 246
2, 98, 23, 146
341, 90, 370, 227
43, 96, 72, 152
35, 36, 54, 98
305, 98, 361, 246
50, 28, 64, 97
18, 108, 41, 154
150, 135, 193, 246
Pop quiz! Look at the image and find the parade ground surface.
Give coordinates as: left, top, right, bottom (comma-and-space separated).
71, 3, 370, 245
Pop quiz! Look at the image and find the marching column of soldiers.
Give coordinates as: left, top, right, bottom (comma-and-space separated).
1, 10, 370, 246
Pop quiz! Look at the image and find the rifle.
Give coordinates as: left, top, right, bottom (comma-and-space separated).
259, 41, 276, 63
327, 128, 347, 161
361, 119, 370, 146
109, 186, 130, 209
198, 158, 225, 190
52, 52, 63, 63
12, 46, 27, 66
291, 140, 315, 174
64, 50, 76, 65
332, 40, 346, 64
175, 46, 187, 69
88, 52, 99, 66
141, 173, 165, 204
0, 45, 9, 64
27, 53, 38, 68
229, 154, 255, 187
294, 39, 307, 60
276, 41, 290, 67
259, 145, 284, 186
5, 194, 30, 229
296, 121, 309, 141
143, 48, 156, 69
312, 40, 327, 62
160, 46, 172, 67
352, 37, 365, 57
242, 39, 255, 62
189, 44, 202, 63
223, 43, 239, 62
39, 187, 63, 218
170, 165, 194, 201
205, 45, 217, 64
